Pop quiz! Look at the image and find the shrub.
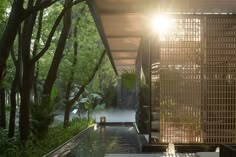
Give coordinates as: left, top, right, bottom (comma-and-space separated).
0, 129, 19, 157
0, 118, 93, 157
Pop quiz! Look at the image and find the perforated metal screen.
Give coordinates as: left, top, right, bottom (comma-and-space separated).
204, 15, 236, 144
150, 15, 236, 144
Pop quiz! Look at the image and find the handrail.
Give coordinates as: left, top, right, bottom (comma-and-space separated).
43, 124, 95, 157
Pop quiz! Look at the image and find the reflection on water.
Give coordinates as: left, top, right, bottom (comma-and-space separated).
67, 125, 139, 157
54, 109, 136, 125
71, 109, 135, 123
91, 109, 136, 122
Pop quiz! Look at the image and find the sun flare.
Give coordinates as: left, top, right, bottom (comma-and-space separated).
150, 14, 172, 34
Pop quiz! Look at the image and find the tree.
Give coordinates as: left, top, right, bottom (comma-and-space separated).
0, 0, 8, 37
0, 0, 8, 130
8, 27, 22, 137
63, 6, 85, 127
19, 0, 41, 141
0, 0, 65, 140
63, 49, 106, 127
89, 55, 117, 108
0, 85, 6, 129
0, 0, 116, 145
42, 0, 73, 98
34, 0, 74, 135
6, 0, 84, 141
55, 5, 107, 127
0, 0, 61, 83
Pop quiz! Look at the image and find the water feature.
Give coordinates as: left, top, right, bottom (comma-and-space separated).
54, 109, 136, 124
80, 109, 136, 123
47, 124, 140, 157
166, 143, 176, 155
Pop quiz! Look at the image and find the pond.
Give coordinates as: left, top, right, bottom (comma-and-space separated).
48, 124, 140, 157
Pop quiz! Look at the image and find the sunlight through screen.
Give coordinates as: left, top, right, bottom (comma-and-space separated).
150, 14, 201, 41
150, 14, 172, 34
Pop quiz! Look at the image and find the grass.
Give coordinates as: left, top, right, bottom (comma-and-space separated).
0, 118, 93, 157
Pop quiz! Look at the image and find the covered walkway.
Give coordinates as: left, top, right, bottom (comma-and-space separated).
88, 0, 236, 147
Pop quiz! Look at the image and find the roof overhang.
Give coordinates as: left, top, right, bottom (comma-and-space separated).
87, 0, 236, 75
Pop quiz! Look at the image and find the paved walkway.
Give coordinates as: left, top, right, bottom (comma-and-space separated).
105, 152, 219, 157
105, 153, 196, 157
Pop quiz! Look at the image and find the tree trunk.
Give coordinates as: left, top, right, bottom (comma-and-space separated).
0, 0, 60, 82
19, 63, 34, 141
32, 10, 43, 104
0, 87, 6, 129
64, 79, 74, 126
8, 59, 22, 137
41, 0, 73, 129
63, 11, 83, 128
33, 63, 39, 104
8, 25, 23, 138
19, 0, 38, 141
70, 50, 106, 105
8, 79, 18, 137
63, 102, 73, 128
43, 0, 73, 97
63, 50, 106, 127
0, 0, 24, 82
8, 60, 21, 137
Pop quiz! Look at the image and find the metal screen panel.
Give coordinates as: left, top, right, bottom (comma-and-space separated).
150, 14, 236, 144
159, 15, 202, 143
204, 15, 236, 144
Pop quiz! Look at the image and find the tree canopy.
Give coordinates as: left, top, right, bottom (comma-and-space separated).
0, 0, 117, 145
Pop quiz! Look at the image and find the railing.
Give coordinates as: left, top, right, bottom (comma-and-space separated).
220, 145, 236, 157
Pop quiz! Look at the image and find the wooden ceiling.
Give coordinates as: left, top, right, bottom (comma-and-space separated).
91, 0, 236, 75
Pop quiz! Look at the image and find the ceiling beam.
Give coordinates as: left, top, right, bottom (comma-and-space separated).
95, 0, 148, 14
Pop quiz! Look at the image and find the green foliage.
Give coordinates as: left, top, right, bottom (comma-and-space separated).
0, 1, 117, 154
95, 103, 106, 110
79, 93, 104, 120
1, 57, 16, 90
0, 0, 7, 19
0, 0, 8, 36
135, 83, 149, 134
89, 55, 117, 108
121, 69, 136, 89
0, 129, 19, 157
0, 119, 92, 157
31, 87, 57, 138
37, 3, 64, 80
35, 3, 116, 112
59, 4, 104, 84
20, 118, 92, 157
101, 82, 117, 108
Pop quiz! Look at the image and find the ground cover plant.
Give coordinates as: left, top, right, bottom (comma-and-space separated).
0, 118, 93, 157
